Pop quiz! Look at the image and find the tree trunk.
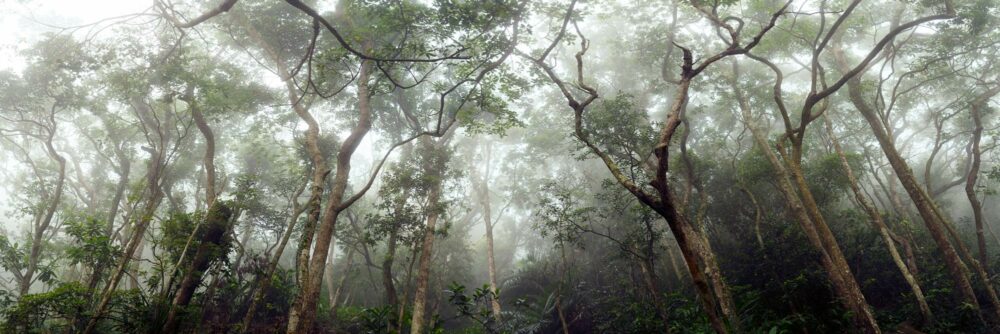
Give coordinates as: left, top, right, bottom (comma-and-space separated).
161, 203, 233, 333
966, 86, 1000, 274
232, 14, 331, 331
287, 58, 373, 334
732, 63, 880, 333
680, 122, 739, 331
824, 115, 933, 324
84, 97, 172, 334
637, 255, 672, 334
842, 69, 985, 318
21, 125, 66, 296
329, 247, 357, 320
240, 180, 307, 333
476, 141, 503, 321
398, 241, 420, 328
410, 137, 445, 334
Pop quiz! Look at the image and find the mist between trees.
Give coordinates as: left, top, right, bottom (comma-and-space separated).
0, 0, 998, 333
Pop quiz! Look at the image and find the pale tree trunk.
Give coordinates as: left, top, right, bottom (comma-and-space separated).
833, 48, 991, 320
329, 247, 357, 320
823, 115, 933, 324
325, 242, 337, 316
476, 141, 503, 320
287, 58, 373, 334
664, 241, 685, 284
20, 118, 67, 296
84, 97, 171, 334
732, 60, 880, 333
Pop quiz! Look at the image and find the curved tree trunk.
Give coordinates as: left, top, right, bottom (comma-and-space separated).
236, 13, 331, 330
20, 123, 66, 296
966, 86, 1000, 274
287, 58, 373, 334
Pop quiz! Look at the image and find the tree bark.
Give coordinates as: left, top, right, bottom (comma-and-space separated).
20, 116, 66, 296
824, 115, 933, 324
161, 203, 233, 333
836, 55, 990, 320
966, 86, 1000, 274
84, 97, 171, 334
286, 58, 373, 334
476, 141, 503, 321
410, 136, 445, 334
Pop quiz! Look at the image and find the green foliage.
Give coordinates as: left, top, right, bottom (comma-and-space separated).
63, 215, 118, 274
2, 282, 89, 333
533, 182, 594, 246
447, 282, 502, 333
578, 93, 657, 182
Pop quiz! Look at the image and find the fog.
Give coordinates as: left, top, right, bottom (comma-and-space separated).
0, 0, 998, 333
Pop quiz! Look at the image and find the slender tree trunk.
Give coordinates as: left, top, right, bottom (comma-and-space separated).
664, 242, 685, 284
680, 122, 739, 331
824, 115, 933, 323
383, 230, 400, 307
189, 91, 217, 208
637, 255, 671, 334
966, 86, 1000, 273
841, 67, 985, 317
329, 247, 357, 320
732, 63, 880, 333
84, 97, 172, 334
21, 126, 66, 296
399, 241, 419, 328
240, 181, 307, 333
233, 14, 331, 331
476, 142, 503, 320
107, 155, 130, 235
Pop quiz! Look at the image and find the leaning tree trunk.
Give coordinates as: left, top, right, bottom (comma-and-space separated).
824, 115, 933, 324
84, 97, 172, 334
160, 204, 233, 333
240, 180, 307, 333
841, 69, 991, 320
731, 62, 881, 333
